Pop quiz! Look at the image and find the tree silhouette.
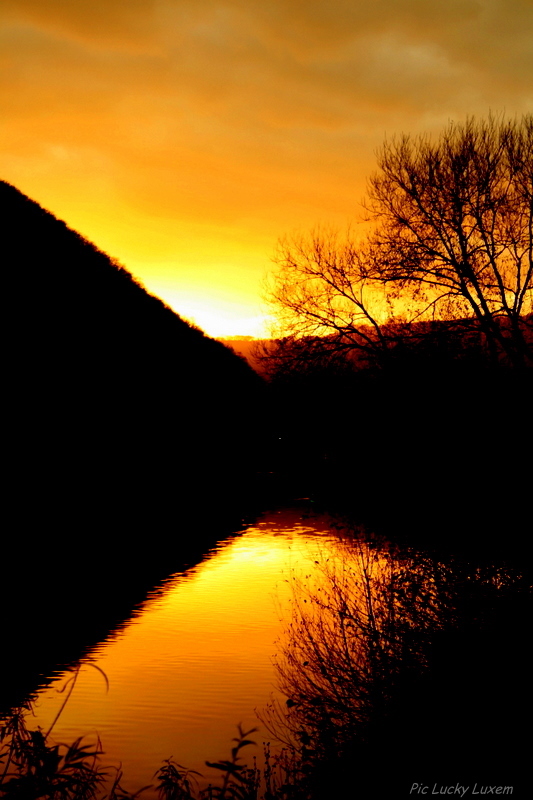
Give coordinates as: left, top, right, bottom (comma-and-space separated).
265, 115, 533, 371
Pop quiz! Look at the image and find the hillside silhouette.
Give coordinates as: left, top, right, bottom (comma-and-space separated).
2, 178, 263, 513
1, 180, 265, 705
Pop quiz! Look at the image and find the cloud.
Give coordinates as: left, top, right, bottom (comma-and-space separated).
4, 1, 532, 135
2, 0, 158, 51
2, 1, 532, 334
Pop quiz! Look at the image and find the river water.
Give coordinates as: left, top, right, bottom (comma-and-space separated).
30, 507, 353, 795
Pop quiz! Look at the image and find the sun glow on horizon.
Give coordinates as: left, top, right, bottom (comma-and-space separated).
138, 279, 274, 339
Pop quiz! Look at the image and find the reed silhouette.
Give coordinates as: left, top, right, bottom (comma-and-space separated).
0, 697, 302, 800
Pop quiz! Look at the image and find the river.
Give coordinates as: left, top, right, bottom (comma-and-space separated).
12, 503, 530, 797
29, 506, 352, 795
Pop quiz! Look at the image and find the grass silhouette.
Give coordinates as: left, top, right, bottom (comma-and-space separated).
0, 702, 304, 800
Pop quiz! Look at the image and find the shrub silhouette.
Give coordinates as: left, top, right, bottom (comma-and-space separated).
261, 534, 531, 798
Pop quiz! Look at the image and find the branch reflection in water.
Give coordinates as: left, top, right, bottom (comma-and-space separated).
261, 534, 527, 796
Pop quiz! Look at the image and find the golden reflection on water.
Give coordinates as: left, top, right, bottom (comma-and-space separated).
31, 509, 348, 795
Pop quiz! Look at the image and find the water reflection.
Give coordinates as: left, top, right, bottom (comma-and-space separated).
28, 508, 344, 794
11, 509, 528, 797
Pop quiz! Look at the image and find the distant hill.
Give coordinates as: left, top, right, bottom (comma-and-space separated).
219, 337, 271, 375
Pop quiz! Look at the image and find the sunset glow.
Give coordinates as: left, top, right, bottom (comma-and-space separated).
2, 1, 532, 336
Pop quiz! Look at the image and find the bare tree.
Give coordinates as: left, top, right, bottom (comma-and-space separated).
262, 228, 401, 374
367, 114, 533, 366
264, 115, 533, 370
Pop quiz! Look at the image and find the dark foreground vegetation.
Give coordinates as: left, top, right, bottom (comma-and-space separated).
0, 706, 300, 800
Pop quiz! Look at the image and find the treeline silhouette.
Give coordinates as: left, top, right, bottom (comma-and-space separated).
259, 314, 533, 378
1, 180, 266, 709
260, 323, 532, 554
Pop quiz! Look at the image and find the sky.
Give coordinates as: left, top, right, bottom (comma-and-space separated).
2, 1, 532, 337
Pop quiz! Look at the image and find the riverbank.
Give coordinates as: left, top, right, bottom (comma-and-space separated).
3, 505, 531, 798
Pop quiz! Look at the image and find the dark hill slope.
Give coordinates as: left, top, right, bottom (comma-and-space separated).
1, 179, 264, 538
1, 180, 268, 707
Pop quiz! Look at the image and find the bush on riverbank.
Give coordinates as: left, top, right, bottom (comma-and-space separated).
259, 530, 531, 798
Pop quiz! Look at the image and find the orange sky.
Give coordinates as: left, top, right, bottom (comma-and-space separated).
2, 1, 532, 336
